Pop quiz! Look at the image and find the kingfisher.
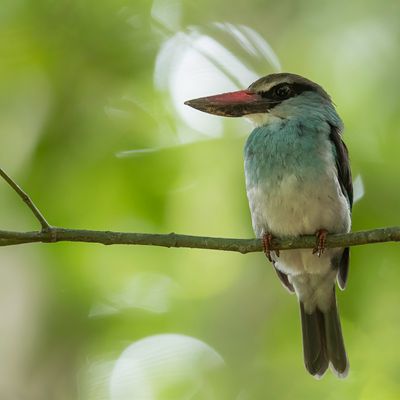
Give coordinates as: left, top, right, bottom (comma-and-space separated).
185, 73, 352, 378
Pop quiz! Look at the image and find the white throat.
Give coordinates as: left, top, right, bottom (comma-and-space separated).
244, 113, 282, 128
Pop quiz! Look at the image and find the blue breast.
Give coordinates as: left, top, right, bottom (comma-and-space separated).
244, 118, 331, 188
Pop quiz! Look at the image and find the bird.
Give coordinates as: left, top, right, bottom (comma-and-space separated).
184, 73, 352, 378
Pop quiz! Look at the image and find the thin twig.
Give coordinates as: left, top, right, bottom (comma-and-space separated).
0, 168, 52, 231
0, 227, 399, 252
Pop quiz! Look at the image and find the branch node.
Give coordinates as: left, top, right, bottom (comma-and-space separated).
42, 226, 57, 242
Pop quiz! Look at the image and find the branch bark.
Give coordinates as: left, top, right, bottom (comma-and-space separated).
1, 227, 400, 253
1, 167, 400, 253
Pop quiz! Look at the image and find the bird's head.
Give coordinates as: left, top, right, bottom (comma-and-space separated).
185, 73, 336, 127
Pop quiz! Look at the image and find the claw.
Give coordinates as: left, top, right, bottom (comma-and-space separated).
262, 232, 279, 262
262, 233, 273, 262
313, 229, 328, 257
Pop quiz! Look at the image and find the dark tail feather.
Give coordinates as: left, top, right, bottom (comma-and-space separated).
323, 289, 349, 377
300, 302, 329, 378
300, 289, 348, 378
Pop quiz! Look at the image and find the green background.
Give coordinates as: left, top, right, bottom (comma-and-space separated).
1, 0, 400, 399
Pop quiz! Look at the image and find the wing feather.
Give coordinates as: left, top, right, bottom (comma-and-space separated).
329, 124, 353, 290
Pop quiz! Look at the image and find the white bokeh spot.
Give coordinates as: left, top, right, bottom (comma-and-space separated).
109, 334, 225, 400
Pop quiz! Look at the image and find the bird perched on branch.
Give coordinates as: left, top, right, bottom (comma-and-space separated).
185, 73, 352, 378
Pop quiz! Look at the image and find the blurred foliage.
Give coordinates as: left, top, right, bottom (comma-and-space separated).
1, 0, 400, 399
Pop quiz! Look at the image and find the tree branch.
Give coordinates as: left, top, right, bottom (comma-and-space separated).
1, 167, 400, 252
0, 227, 400, 252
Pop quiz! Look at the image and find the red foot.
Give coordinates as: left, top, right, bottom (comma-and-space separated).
313, 229, 328, 257
262, 232, 279, 262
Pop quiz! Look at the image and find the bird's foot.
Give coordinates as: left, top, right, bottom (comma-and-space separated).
312, 229, 328, 257
262, 232, 279, 262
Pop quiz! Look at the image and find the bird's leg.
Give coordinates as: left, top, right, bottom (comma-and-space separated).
262, 232, 279, 262
313, 229, 328, 257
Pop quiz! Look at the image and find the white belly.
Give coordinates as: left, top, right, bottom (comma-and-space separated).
246, 168, 351, 277
247, 171, 350, 236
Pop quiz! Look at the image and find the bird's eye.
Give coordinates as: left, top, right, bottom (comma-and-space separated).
275, 85, 292, 99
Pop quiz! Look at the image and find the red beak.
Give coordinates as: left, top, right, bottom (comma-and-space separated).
184, 90, 268, 117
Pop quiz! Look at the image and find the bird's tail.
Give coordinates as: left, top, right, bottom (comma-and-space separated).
299, 288, 348, 378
